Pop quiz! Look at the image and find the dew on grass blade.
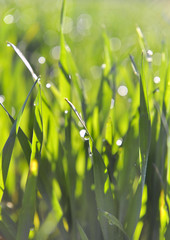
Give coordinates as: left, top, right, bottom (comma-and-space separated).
3, 14, 14, 24
153, 76, 160, 84
7, 42, 38, 81
117, 85, 128, 96
110, 98, 115, 109
116, 139, 123, 147
146, 49, 153, 63
80, 129, 89, 140
0, 95, 5, 104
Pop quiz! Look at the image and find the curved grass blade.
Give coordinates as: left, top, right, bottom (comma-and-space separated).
7, 41, 39, 81
0, 103, 31, 163
16, 85, 43, 240
99, 210, 129, 240
65, 98, 93, 141
129, 55, 140, 78
77, 222, 89, 240
0, 79, 38, 200
35, 210, 62, 240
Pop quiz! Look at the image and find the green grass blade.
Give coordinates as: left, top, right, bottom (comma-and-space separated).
1, 79, 37, 193
99, 210, 129, 240
125, 73, 151, 237
77, 222, 89, 240
129, 55, 140, 78
16, 167, 38, 240
139, 73, 151, 187
0, 208, 17, 240
7, 42, 39, 81
60, 0, 66, 29
92, 144, 121, 239
136, 26, 147, 56
0, 103, 31, 163
16, 85, 43, 240
35, 210, 61, 240
65, 98, 93, 141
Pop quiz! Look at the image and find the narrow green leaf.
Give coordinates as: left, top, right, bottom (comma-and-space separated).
7, 42, 39, 81
35, 211, 60, 240
165, 223, 170, 239
0, 103, 31, 163
126, 74, 151, 237
16, 172, 37, 240
16, 85, 43, 240
65, 98, 93, 141
77, 222, 89, 240
1, 79, 37, 193
136, 26, 147, 55
0, 208, 17, 240
92, 144, 119, 239
129, 55, 140, 78
60, 0, 66, 28
99, 210, 129, 240
139, 74, 151, 187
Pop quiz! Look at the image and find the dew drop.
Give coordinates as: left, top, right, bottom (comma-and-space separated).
153, 76, 160, 84
147, 49, 153, 63
116, 139, 123, 146
80, 129, 86, 138
0, 95, 5, 104
110, 98, 115, 109
101, 64, 106, 70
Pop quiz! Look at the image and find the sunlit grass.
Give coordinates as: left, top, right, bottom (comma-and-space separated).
0, 0, 170, 239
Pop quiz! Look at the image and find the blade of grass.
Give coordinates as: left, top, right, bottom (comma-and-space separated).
92, 144, 123, 239
7, 42, 39, 82
77, 222, 89, 240
99, 210, 129, 240
35, 210, 61, 240
16, 85, 43, 240
0, 103, 31, 163
0, 208, 17, 240
0, 79, 38, 200
60, 0, 66, 29
125, 56, 151, 238
65, 98, 93, 141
